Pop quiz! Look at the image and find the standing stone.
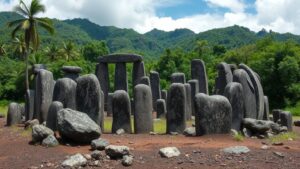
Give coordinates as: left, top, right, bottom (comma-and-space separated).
132, 61, 145, 87
233, 69, 257, 119
240, 64, 264, 120
46, 101, 63, 131
112, 90, 132, 133
25, 89, 35, 121
280, 111, 293, 131
167, 83, 186, 134
170, 73, 186, 84
34, 69, 55, 123
191, 59, 208, 94
76, 74, 102, 126
229, 64, 238, 74
184, 83, 192, 120
33, 64, 46, 74
100, 91, 105, 131
224, 82, 244, 131
272, 109, 282, 123
130, 98, 134, 115
263, 96, 270, 120
53, 78, 77, 110
194, 94, 232, 136
161, 90, 167, 101
188, 79, 199, 116
150, 71, 161, 111
215, 62, 233, 95
140, 76, 150, 86
61, 66, 82, 81
96, 63, 109, 107
107, 93, 113, 117
134, 84, 153, 133
156, 99, 166, 118
6, 103, 22, 126
115, 62, 128, 91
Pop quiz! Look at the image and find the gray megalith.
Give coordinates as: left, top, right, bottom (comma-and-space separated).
46, 101, 63, 131
115, 62, 128, 91
53, 78, 77, 110
191, 59, 208, 94
215, 62, 233, 95
170, 73, 186, 84
188, 79, 199, 116
150, 71, 161, 111
156, 99, 166, 118
6, 102, 22, 126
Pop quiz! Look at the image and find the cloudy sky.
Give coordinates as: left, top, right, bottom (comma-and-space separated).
1, 0, 300, 34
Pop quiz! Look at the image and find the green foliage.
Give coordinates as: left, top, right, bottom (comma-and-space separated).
269, 132, 298, 144
233, 132, 244, 142
82, 40, 109, 62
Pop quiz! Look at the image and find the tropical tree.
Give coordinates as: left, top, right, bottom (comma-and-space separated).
12, 36, 26, 59
44, 43, 59, 61
0, 43, 6, 56
61, 41, 79, 61
7, 0, 54, 91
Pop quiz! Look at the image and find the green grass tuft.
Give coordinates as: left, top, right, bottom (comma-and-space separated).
269, 132, 298, 143
233, 132, 244, 141
0, 105, 8, 117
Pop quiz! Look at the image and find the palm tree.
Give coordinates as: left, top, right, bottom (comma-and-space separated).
61, 41, 79, 61
44, 43, 59, 61
7, 0, 54, 91
12, 36, 26, 59
0, 43, 6, 56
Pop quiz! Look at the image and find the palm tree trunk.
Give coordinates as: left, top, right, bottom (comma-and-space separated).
25, 48, 29, 91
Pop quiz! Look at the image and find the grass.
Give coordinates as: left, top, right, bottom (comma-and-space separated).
269, 132, 298, 144
0, 105, 7, 117
233, 132, 244, 142
285, 102, 300, 116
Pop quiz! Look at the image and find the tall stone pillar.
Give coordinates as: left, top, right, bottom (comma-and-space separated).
96, 63, 110, 105
132, 61, 145, 87
115, 62, 128, 91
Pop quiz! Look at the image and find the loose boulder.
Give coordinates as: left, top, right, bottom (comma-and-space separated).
57, 108, 101, 143
32, 124, 54, 143
242, 118, 273, 134
42, 135, 59, 147
222, 146, 250, 154
159, 147, 181, 158
105, 145, 130, 159
91, 138, 110, 150
62, 153, 87, 168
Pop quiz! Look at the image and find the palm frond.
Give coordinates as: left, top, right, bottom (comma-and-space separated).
36, 18, 54, 34
7, 18, 26, 27
11, 24, 22, 38
30, 0, 45, 16
14, 6, 29, 17
19, 0, 30, 16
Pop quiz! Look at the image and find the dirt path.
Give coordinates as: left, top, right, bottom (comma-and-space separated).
0, 118, 300, 169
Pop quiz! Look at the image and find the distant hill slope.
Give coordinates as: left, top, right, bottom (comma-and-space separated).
2, 12, 300, 58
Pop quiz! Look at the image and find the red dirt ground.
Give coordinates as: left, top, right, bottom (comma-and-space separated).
0, 118, 300, 169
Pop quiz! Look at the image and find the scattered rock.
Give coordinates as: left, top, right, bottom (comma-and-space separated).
273, 152, 285, 158
61, 153, 87, 168
32, 125, 54, 143
159, 147, 181, 158
88, 160, 101, 167
91, 138, 110, 150
170, 132, 179, 135
24, 119, 39, 129
242, 118, 274, 134
122, 155, 134, 166
149, 131, 157, 135
294, 120, 300, 127
222, 146, 250, 154
183, 127, 196, 136
280, 126, 288, 133
105, 145, 130, 159
57, 108, 101, 143
242, 128, 252, 137
83, 154, 92, 160
116, 128, 125, 135
91, 150, 102, 160
230, 129, 238, 136
42, 135, 59, 147
272, 142, 284, 146
261, 145, 270, 150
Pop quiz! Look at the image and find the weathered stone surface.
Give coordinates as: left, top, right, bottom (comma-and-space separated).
222, 146, 250, 154
76, 74, 102, 126
224, 82, 244, 131
194, 94, 232, 136
57, 109, 101, 143
116, 128, 125, 135
32, 124, 54, 143
107, 93, 113, 117
294, 120, 300, 127
280, 111, 293, 131
25, 89, 35, 121
91, 138, 110, 150
229, 64, 238, 73
233, 69, 257, 119
42, 135, 59, 147
112, 90, 132, 134
159, 147, 181, 158
132, 61, 145, 86
139, 76, 150, 86
191, 59, 208, 94
115, 62, 128, 91
215, 62, 233, 95
53, 78, 77, 109
184, 83, 192, 120
263, 96, 270, 120
122, 155, 133, 166
61, 66, 82, 80
167, 83, 186, 134
34, 69, 55, 123
183, 127, 196, 136
62, 153, 87, 168
24, 119, 39, 129
95, 63, 109, 106
240, 64, 264, 120
242, 118, 273, 134
170, 73, 186, 84
161, 90, 167, 102
188, 79, 199, 116
134, 84, 153, 134
100, 91, 105, 130
6, 102, 22, 126
105, 145, 130, 159
98, 54, 143, 63
272, 109, 282, 123
33, 64, 46, 74
156, 99, 166, 118
150, 71, 161, 111
46, 101, 63, 131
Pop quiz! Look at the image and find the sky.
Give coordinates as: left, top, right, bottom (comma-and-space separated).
1, 0, 300, 35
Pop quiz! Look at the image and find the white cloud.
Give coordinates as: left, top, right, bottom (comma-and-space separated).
1, 0, 300, 35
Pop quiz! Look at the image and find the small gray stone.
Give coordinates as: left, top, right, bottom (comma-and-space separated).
32, 125, 54, 143
122, 155, 134, 166
183, 127, 196, 137
273, 152, 285, 158
159, 147, 181, 158
222, 146, 250, 154
261, 145, 270, 150
42, 135, 59, 147
91, 150, 102, 160
242, 128, 252, 137
91, 138, 110, 150
62, 153, 87, 168
116, 128, 125, 135
24, 119, 39, 129
105, 145, 130, 159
